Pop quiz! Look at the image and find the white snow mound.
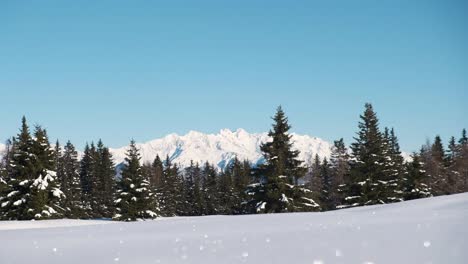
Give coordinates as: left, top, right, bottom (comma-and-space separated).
1, 193, 467, 263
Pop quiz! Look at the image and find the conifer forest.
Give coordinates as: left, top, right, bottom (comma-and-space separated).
1, 104, 466, 221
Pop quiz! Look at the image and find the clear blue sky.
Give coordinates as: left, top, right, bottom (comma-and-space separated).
0, 0, 466, 152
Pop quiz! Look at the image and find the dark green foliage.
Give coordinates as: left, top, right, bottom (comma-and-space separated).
329, 138, 349, 209
159, 156, 185, 216
57, 140, 85, 218
319, 158, 333, 210
1, 117, 64, 220
229, 158, 252, 214
114, 140, 158, 221
345, 104, 403, 207
202, 162, 220, 215
403, 153, 431, 200
248, 106, 317, 213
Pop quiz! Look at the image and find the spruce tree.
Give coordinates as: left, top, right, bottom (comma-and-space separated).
345, 103, 399, 207
403, 153, 432, 200
159, 156, 184, 216
58, 141, 84, 218
247, 106, 317, 213
1, 118, 64, 220
329, 138, 350, 209
319, 158, 333, 210
308, 154, 323, 210
427, 136, 449, 195
202, 162, 220, 215
150, 155, 164, 189
114, 140, 158, 221
94, 140, 116, 218
230, 158, 251, 214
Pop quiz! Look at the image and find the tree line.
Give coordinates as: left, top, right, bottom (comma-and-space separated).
0, 104, 466, 221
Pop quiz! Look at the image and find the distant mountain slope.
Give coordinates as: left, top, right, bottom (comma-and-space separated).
109, 129, 333, 170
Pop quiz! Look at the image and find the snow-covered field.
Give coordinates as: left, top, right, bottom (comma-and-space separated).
1, 194, 467, 264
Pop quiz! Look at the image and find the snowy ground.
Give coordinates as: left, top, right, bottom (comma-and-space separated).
1, 194, 467, 264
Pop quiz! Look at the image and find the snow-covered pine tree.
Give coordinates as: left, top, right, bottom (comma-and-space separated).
57, 140, 85, 218
113, 140, 158, 221
380, 127, 405, 202
329, 138, 350, 209
403, 153, 432, 200
247, 106, 318, 213
345, 103, 397, 207
1, 118, 65, 220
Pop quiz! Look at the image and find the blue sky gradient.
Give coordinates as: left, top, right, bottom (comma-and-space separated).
0, 0, 467, 151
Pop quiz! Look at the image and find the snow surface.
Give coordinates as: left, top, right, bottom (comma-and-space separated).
109, 129, 333, 170
1, 193, 467, 263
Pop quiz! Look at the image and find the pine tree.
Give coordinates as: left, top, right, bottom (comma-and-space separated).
329, 138, 350, 209
192, 162, 205, 215
79, 143, 95, 215
247, 106, 318, 213
114, 140, 158, 221
159, 156, 184, 216
308, 154, 323, 209
427, 136, 449, 195
403, 153, 431, 200
345, 103, 399, 207
58, 141, 84, 218
202, 162, 220, 215
1, 118, 64, 220
218, 163, 237, 215
381, 127, 405, 202
458, 129, 468, 192
93, 140, 116, 218
319, 158, 333, 210
230, 158, 251, 214
150, 155, 164, 189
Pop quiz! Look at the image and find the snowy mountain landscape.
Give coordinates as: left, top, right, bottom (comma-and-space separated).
109, 129, 333, 170
1, 193, 466, 264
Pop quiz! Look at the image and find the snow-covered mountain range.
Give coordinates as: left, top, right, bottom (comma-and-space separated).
0, 129, 411, 170
109, 129, 333, 170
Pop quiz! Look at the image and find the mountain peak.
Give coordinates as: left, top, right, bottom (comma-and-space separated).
109, 129, 332, 170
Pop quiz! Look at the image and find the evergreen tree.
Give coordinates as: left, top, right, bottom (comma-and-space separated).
150, 155, 164, 189
403, 153, 432, 200
345, 103, 400, 207
458, 129, 468, 192
427, 136, 449, 195
114, 140, 158, 221
308, 154, 323, 209
230, 158, 251, 214
202, 162, 220, 215
329, 138, 350, 209
58, 141, 84, 218
247, 106, 318, 213
319, 158, 333, 210
159, 156, 184, 216
93, 140, 116, 218
218, 163, 237, 214
1, 118, 64, 220
192, 162, 205, 215
79, 143, 95, 215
